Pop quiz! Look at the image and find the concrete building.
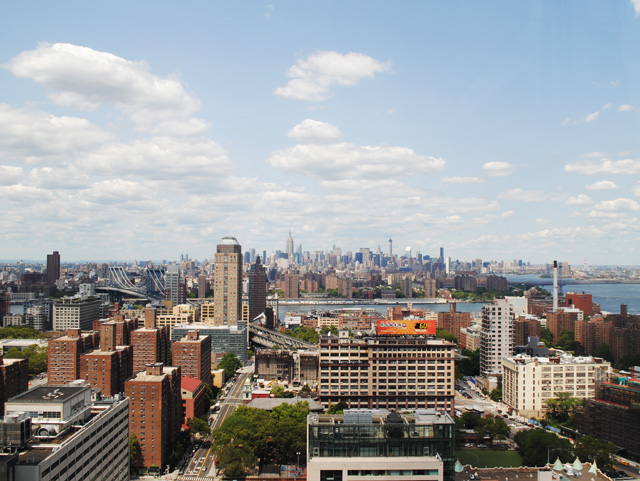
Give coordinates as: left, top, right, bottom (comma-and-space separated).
131, 309, 171, 374
480, 298, 515, 377
459, 326, 481, 351
502, 353, 611, 418
255, 349, 319, 386
1, 383, 130, 481
125, 363, 182, 470
52, 296, 101, 331
307, 409, 455, 481
319, 333, 455, 414
47, 329, 98, 385
213, 237, 243, 326
172, 330, 212, 385
165, 264, 186, 306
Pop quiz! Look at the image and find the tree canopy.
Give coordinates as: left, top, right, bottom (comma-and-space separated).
0, 326, 48, 340
212, 402, 309, 477
544, 392, 582, 425
4, 345, 47, 375
187, 416, 212, 438
218, 353, 242, 378
285, 326, 319, 344
514, 429, 573, 467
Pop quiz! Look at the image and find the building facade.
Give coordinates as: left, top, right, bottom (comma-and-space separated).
213, 237, 243, 326
319, 333, 455, 414
52, 297, 101, 331
480, 298, 515, 377
172, 330, 212, 385
502, 353, 611, 418
248, 256, 267, 322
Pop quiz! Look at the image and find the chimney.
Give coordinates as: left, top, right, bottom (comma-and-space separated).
621, 304, 628, 317
145, 363, 164, 376
67, 328, 81, 339
187, 330, 199, 341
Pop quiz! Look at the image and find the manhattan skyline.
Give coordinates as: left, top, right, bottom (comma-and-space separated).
1, 2, 640, 264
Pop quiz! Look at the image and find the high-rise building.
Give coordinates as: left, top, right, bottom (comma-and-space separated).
197, 273, 208, 299
125, 363, 182, 470
284, 273, 300, 299
213, 237, 243, 326
248, 256, 266, 321
480, 298, 515, 377
0, 355, 29, 413
286, 231, 294, 258
424, 279, 437, 298
165, 264, 186, 305
172, 330, 212, 385
546, 309, 580, 342
437, 303, 472, 341
48, 328, 99, 384
46, 250, 60, 284
319, 333, 455, 414
131, 309, 171, 374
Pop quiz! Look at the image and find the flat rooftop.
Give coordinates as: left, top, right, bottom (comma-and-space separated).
9, 385, 88, 403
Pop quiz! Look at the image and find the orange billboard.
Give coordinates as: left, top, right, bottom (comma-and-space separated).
376, 319, 436, 335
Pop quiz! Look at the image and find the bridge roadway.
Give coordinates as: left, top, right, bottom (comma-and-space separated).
249, 323, 318, 350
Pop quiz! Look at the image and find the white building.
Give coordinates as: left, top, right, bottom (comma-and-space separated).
52, 296, 101, 331
480, 298, 515, 377
502, 353, 611, 418
2, 383, 130, 481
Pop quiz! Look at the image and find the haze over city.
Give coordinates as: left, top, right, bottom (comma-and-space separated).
2, 1, 640, 264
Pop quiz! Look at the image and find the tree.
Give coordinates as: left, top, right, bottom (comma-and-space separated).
593, 343, 614, 363
218, 353, 242, 378
540, 327, 554, 347
326, 401, 348, 414
271, 384, 295, 398
320, 325, 338, 336
475, 415, 510, 446
301, 384, 311, 392
436, 328, 458, 344
489, 387, 502, 402
573, 436, 617, 472
4, 345, 48, 375
129, 433, 141, 466
619, 353, 640, 370
187, 416, 212, 438
514, 429, 573, 466
0, 327, 48, 340
544, 392, 582, 424
456, 348, 480, 378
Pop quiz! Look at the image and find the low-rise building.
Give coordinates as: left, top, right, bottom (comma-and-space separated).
502, 352, 611, 418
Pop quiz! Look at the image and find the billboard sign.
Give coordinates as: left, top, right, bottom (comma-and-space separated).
376, 319, 436, 335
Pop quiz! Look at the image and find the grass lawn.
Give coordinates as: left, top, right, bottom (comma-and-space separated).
456, 449, 523, 468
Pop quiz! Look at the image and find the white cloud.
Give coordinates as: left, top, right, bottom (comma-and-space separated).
564, 157, 640, 175
0, 166, 23, 186
287, 119, 342, 143
274, 51, 392, 101
585, 180, 618, 191
78, 136, 231, 179
482, 161, 514, 177
442, 176, 485, 183
0, 103, 111, 161
498, 188, 550, 202
584, 111, 600, 122
565, 194, 594, 205
8, 43, 199, 127
269, 142, 444, 179
618, 104, 635, 112
602, 103, 612, 111
28, 164, 89, 189
594, 198, 640, 211
632, 0, 640, 17
634, 182, 640, 197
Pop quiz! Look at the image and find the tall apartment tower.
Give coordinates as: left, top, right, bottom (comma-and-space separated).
172, 330, 212, 385
80, 321, 133, 396
480, 298, 515, 377
284, 273, 300, 299
248, 256, 266, 321
213, 237, 243, 326
48, 328, 99, 384
197, 273, 208, 299
131, 309, 171, 374
46, 250, 61, 284
165, 264, 186, 305
125, 363, 181, 470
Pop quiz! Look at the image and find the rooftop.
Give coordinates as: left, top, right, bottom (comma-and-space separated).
9, 385, 88, 403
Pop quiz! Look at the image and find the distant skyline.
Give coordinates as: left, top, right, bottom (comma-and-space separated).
2, 2, 640, 265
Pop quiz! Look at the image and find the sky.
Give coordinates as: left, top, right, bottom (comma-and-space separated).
1, 1, 640, 265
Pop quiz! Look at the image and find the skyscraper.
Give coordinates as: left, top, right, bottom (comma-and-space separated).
286, 230, 294, 258
213, 236, 242, 326
248, 256, 266, 321
46, 250, 60, 284
165, 264, 186, 305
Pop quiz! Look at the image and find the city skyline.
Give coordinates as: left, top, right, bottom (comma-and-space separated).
2, 2, 640, 264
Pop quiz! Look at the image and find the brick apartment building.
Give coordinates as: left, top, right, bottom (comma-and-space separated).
437, 303, 472, 341
131, 309, 171, 374
48, 328, 99, 384
172, 330, 212, 385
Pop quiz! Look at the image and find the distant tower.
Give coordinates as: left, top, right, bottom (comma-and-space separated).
389, 239, 393, 257
286, 231, 294, 258
440, 247, 444, 265
46, 251, 61, 284
165, 265, 186, 305
248, 256, 267, 321
214, 237, 243, 326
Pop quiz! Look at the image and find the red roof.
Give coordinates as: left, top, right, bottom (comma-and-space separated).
181, 376, 203, 393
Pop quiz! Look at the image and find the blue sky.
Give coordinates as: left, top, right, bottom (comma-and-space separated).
1, 1, 640, 265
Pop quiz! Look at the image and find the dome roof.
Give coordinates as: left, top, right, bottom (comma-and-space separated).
220, 236, 240, 245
